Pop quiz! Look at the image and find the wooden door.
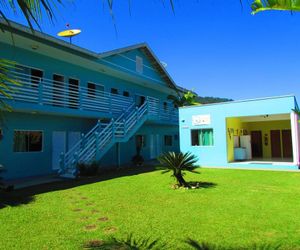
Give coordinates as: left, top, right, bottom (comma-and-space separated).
282, 129, 293, 158
251, 131, 263, 158
271, 130, 282, 158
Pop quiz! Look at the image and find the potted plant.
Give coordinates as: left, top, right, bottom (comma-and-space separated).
132, 146, 144, 167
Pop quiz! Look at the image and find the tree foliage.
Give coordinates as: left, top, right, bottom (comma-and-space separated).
251, 0, 300, 14
157, 151, 198, 188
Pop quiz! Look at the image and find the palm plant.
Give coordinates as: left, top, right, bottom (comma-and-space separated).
0, 59, 20, 111
157, 151, 198, 188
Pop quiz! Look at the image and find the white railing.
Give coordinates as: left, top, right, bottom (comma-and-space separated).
2, 71, 134, 115
60, 101, 149, 176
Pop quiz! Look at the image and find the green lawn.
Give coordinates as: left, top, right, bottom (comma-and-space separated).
1, 168, 300, 249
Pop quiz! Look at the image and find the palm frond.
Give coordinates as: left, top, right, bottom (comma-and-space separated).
251, 0, 300, 14
0, 58, 21, 111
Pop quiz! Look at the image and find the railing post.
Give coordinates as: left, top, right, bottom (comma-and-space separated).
123, 118, 126, 136
95, 132, 100, 159
59, 152, 65, 173
97, 119, 102, 133
80, 133, 85, 150
38, 80, 43, 105
136, 107, 139, 120
111, 118, 115, 140
79, 86, 83, 110
109, 93, 113, 115
73, 152, 79, 173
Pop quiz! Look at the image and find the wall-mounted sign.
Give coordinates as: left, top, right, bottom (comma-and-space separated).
192, 114, 211, 126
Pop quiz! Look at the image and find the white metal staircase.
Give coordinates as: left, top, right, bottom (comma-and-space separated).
59, 100, 149, 178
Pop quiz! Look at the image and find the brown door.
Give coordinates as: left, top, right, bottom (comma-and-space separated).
271, 130, 282, 158
282, 130, 293, 158
251, 131, 263, 158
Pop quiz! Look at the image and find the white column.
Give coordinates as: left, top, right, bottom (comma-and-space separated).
290, 111, 300, 166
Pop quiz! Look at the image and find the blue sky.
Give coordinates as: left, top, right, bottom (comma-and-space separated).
3, 0, 300, 100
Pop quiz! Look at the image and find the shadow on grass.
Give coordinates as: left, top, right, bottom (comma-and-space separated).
0, 165, 157, 209
84, 234, 166, 249
83, 236, 284, 250
187, 181, 217, 189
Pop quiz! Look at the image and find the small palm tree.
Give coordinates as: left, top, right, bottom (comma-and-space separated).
157, 151, 198, 188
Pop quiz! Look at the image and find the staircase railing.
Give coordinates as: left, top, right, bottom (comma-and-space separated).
59, 101, 149, 177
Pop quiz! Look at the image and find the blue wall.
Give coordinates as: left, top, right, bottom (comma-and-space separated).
179, 96, 297, 167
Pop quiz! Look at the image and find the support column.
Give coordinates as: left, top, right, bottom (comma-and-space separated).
291, 111, 300, 166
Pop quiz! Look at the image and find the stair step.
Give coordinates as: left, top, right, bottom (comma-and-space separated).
60, 173, 76, 179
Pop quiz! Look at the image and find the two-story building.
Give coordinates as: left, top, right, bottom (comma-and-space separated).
0, 20, 181, 180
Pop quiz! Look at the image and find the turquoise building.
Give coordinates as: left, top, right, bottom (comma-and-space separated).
179, 95, 300, 170
0, 20, 180, 180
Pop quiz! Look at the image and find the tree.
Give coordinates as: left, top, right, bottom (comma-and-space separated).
168, 91, 200, 107
157, 151, 198, 188
251, 0, 300, 14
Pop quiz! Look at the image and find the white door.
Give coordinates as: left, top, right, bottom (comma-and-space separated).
68, 132, 81, 150
52, 131, 66, 170
150, 134, 162, 159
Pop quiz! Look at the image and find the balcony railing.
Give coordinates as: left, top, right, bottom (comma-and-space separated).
0, 71, 178, 123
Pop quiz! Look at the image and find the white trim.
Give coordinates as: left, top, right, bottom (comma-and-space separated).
291, 112, 299, 165
118, 54, 155, 71
180, 95, 296, 109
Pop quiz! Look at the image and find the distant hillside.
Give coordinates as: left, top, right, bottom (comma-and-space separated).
196, 96, 233, 104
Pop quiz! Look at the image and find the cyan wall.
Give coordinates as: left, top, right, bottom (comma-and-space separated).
179, 96, 296, 167
0, 42, 170, 104
100, 124, 179, 167
0, 112, 95, 180
0, 113, 179, 180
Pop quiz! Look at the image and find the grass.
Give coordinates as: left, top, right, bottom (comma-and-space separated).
1, 167, 300, 249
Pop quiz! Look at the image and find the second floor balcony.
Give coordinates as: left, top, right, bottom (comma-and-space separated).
1, 70, 179, 124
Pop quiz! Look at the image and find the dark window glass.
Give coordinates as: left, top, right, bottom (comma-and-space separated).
111, 88, 118, 95
164, 135, 173, 146
163, 102, 168, 110
191, 129, 214, 146
123, 91, 130, 97
53, 74, 64, 107
68, 78, 79, 109
88, 82, 96, 98
31, 69, 43, 87
13, 131, 43, 152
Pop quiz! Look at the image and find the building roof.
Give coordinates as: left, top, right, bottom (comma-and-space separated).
0, 18, 179, 91
179, 94, 296, 109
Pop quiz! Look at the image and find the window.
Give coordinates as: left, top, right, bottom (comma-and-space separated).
123, 91, 130, 97
191, 129, 214, 146
136, 135, 146, 148
136, 56, 143, 74
111, 88, 118, 95
164, 135, 173, 146
68, 78, 79, 109
13, 131, 43, 152
163, 102, 168, 111
87, 82, 96, 98
53, 74, 64, 107
31, 69, 43, 87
